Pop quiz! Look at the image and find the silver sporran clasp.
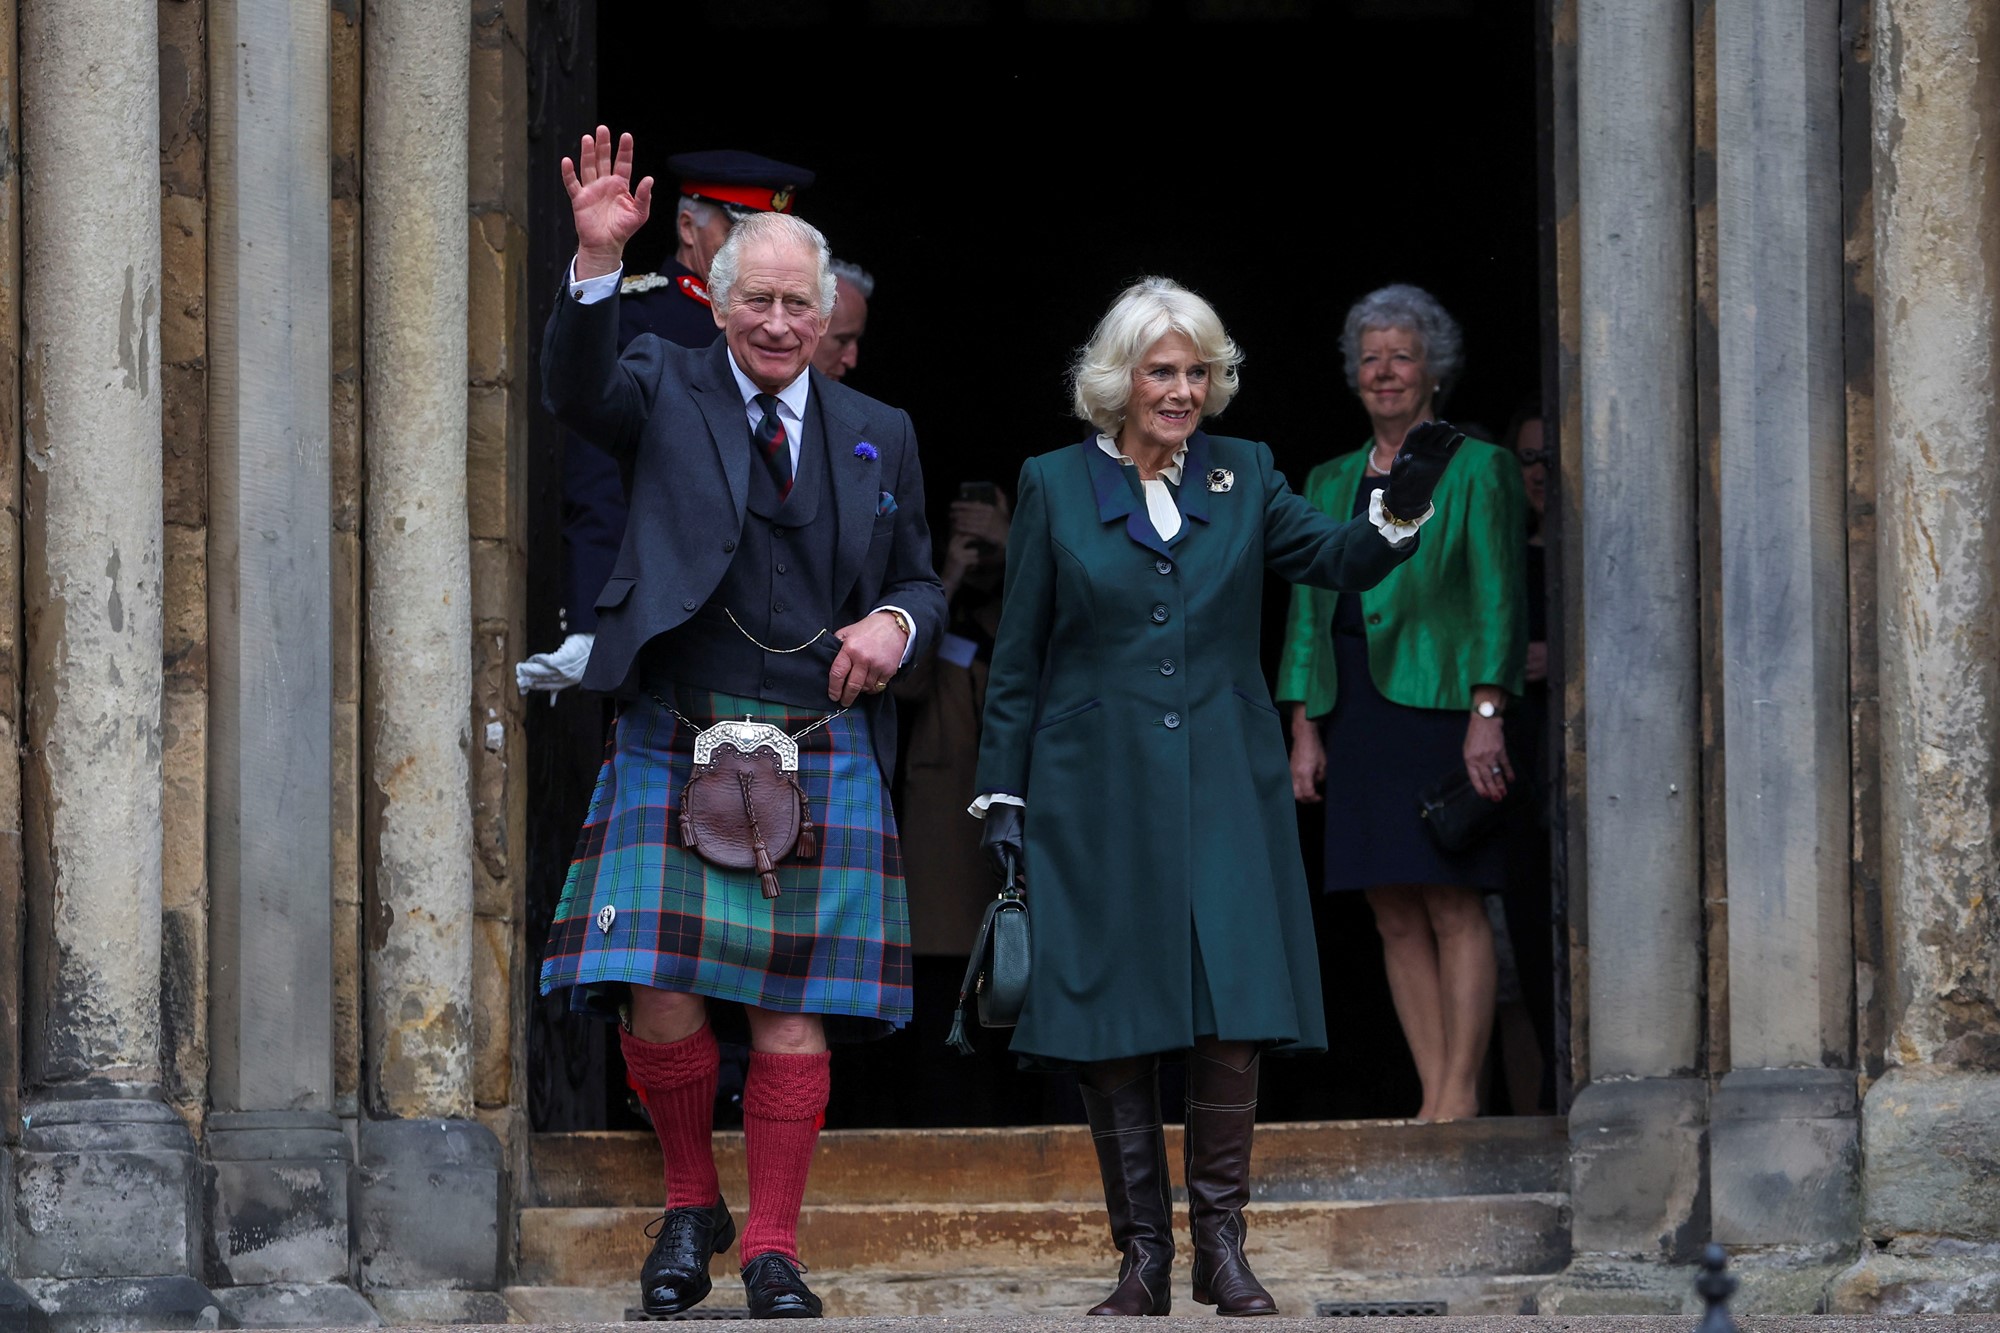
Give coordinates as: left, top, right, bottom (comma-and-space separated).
690, 717, 800, 772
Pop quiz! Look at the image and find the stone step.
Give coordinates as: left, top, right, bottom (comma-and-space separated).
526, 1116, 1568, 1208
515, 1195, 1571, 1289
503, 1270, 1555, 1323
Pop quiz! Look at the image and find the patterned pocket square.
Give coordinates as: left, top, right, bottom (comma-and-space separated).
877, 491, 898, 516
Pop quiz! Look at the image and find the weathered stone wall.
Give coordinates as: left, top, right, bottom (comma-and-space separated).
20, 0, 167, 1092
1870, 0, 2000, 1077
1836, 0, 1998, 1313
1548, 0, 1586, 1099
1691, 0, 1727, 1082
468, 0, 532, 1180
1841, 0, 1883, 1093
360, 0, 473, 1123
0, 0, 22, 1149
158, 0, 208, 1132
330, 0, 364, 1124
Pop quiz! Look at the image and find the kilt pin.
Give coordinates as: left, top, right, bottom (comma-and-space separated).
540, 686, 913, 1039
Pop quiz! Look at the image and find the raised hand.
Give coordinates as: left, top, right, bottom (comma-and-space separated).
561, 125, 653, 279
1380, 419, 1468, 524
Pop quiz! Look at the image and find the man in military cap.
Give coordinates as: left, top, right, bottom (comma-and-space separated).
519, 148, 817, 695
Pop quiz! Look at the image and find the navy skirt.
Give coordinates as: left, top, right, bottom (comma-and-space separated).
1319, 482, 1509, 894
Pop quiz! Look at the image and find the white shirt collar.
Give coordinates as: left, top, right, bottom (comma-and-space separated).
1096, 433, 1188, 485
726, 348, 812, 420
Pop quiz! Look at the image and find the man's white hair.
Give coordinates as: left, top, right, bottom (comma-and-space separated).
708, 213, 838, 317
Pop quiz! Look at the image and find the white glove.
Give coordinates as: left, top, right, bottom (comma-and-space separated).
514, 632, 594, 696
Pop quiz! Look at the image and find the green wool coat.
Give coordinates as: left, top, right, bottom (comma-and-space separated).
1276, 439, 1527, 718
973, 432, 1415, 1066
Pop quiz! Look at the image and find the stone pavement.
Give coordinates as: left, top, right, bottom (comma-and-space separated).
301, 1318, 1994, 1332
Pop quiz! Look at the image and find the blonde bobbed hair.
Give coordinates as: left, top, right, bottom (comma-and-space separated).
1069, 277, 1243, 435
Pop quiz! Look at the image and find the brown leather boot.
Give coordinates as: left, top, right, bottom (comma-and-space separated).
1185, 1047, 1277, 1316
1079, 1061, 1173, 1316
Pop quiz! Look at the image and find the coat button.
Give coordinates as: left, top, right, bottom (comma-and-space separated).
1151, 604, 1170, 624
683, 598, 697, 611
774, 602, 787, 614
763, 676, 775, 689
723, 539, 736, 553
1368, 612, 1383, 625
773, 526, 788, 538
776, 562, 787, 574
1160, 658, 1175, 676
1163, 712, 1181, 729
1155, 558, 1173, 575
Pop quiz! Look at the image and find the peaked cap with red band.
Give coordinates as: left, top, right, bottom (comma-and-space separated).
667, 148, 815, 216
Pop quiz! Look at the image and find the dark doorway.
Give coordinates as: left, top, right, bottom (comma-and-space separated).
525, 0, 1553, 1130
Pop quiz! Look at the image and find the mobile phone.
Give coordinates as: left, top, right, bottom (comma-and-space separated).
958, 481, 998, 505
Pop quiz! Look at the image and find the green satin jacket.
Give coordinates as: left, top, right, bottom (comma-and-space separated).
1276, 438, 1527, 716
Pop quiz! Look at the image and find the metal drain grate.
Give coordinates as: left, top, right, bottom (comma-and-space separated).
624, 1308, 756, 1321
1316, 1299, 1449, 1317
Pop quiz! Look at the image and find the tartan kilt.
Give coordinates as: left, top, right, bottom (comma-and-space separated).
539, 685, 913, 1038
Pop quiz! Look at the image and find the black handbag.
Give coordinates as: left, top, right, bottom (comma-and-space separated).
945, 879, 1029, 1054
1417, 769, 1513, 854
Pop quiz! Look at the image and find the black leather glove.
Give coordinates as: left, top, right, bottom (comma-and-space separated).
979, 801, 1025, 889
1380, 419, 1468, 523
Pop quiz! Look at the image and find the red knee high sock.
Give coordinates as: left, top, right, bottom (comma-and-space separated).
619, 1025, 721, 1210
738, 1049, 832, 1264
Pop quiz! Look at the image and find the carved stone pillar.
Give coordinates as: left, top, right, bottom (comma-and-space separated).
12, 1, 216, 1321
353, 0, 503, 1313
1710, 0, 1859, 1295
1833, 0, 2000, 1312
200, 4, 373, 1324
1552, 0, 1708, 1307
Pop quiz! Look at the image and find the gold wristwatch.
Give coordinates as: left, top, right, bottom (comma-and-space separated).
884, 608, 915, 642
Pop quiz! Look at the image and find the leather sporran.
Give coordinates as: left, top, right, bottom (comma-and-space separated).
679, 718, 819, 900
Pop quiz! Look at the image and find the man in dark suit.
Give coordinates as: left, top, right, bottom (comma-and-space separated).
536, 126, 944, 1321
520, 149, 816, 695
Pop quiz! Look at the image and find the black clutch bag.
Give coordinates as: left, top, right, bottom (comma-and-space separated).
945, 880, 1029, 1054
1417, 769, 1511, 854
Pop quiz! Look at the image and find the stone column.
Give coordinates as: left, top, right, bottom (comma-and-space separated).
353, 0, 503, 1310
0, 0, 41, 1325
198, 5, 372, 1326
1709, 0, 1860, 1285
12, 0, 217, 1323
1560, 0, 1708, 1299
1833, 0, 2000, 1313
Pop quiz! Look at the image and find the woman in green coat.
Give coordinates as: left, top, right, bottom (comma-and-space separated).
972, 278, 1460, 1318
1277, 284, 1527, 1125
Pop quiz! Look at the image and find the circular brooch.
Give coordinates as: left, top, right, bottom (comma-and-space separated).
1206, 468, 1235, 493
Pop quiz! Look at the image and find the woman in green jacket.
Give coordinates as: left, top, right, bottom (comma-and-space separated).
972, 278, 1460, 1318
1277, 284, 1527, 1124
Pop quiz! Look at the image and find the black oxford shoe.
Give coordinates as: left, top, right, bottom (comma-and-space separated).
741, 1251, 823, 1319
640, 1196, 735, 1317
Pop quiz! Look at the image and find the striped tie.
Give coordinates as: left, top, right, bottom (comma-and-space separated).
752, 394, 792, 500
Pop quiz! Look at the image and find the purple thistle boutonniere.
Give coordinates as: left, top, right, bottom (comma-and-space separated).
854, 442, 878, 462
